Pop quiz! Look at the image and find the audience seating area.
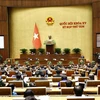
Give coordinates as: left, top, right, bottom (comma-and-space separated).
1, 75, 100, 95
0, 58, 100, 100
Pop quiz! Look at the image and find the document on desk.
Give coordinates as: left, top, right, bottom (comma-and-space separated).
67, 95, 95, 99
13, 95, 49, 100
13, 97, 25, 100
35, 95, 49, 100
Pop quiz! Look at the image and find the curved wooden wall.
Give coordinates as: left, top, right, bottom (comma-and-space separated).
0, 0, 100, 61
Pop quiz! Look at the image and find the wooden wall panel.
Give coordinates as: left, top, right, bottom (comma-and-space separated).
93, 0, 100, 58
1, 21, 8, 35
0, 0, 98, 7
2, 7, 7, 21
0, 6, 7, 20
71, 0, 82, 5
92, 0, 100, 2
0, 21, 8, 35
93, 19, 100, 61
0, 21, 2, 34
93, 18, 99, 33
93, 18, 98, 52
93, 2, 100, 17
0, 0, 22, 7
0, 6, 2, 20
4, 35, 9, 50
0, 6, 8, 60
71, 0, 92, 5
0, 22, 9, 60
93, 33, 96, 49
0, 49, 9, 61
21, 0, 71, 7
21, 0, 93, 7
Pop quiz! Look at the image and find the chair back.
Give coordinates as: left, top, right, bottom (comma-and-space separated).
35, 80, 50, 87
27, 87, 46, 95
8, 80, 24, 87
29, 77, 40, 82
60, 81, 66, 87
52, 77, 61, 82
66, 70, 74, 76
86, 80, 100, 87
60, 81, 75, 87
1, 75, 6, 79
51, 70, 56, 75
6, 77, 16, 82
97, 85, 100, 94
25, 71, 32, 77
97, 70, 100, 80
78, 77, 89, 82
0, 71, 2, 75
9, 71, 16, 77
91, 69, 96, 73
0, 87, 12, 96
61, 87, 74, 95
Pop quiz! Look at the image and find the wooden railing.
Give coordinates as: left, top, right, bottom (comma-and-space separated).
14, 54, 81, 65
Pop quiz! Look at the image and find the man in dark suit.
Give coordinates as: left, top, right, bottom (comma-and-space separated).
39, 72, 47, 80
53, 69, 62, 77
53, 69, 67, 79
16, 73, 28, 87
74, 85, 83, 96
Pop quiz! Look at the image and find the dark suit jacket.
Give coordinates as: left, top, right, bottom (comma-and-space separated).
39, 77, 48, 80
53, 74, 67, 79
53, 74, 62, 77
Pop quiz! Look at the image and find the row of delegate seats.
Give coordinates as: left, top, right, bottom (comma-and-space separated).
1, 85, 100, 96
4, 75, 98, 83
1, 69, 100, 78
4, 77, 100, 87
0, 87, 74, 96
3, 76, 84, 87
0, 90, 96, 100
0, 70, 77, 77
1, 69, 100, 79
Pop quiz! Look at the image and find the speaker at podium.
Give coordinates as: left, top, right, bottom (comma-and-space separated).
44, 35, 55, 54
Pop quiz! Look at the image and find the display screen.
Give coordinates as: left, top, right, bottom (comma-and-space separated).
97, 33, 100, 47
0, 36, 4, 49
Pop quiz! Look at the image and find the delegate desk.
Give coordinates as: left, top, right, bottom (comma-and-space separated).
0, 95, 100, 100
83, 87, 98, 94
14, 87, 61, 95
14, 87, 98, 95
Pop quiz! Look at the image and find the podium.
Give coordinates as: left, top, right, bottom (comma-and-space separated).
44, 40, 55, 54
46, 44, 54, 54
